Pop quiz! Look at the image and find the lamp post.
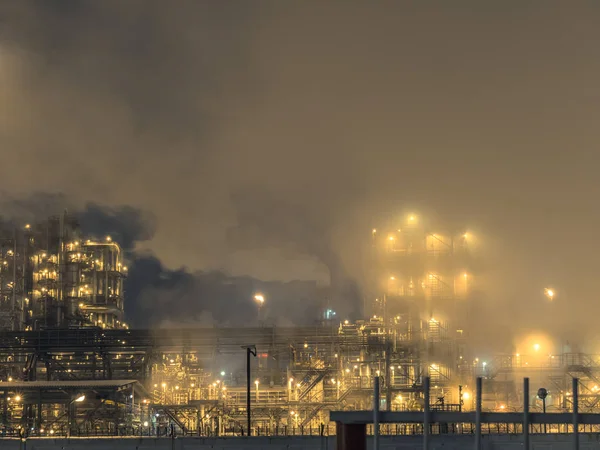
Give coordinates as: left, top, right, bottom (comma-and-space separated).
67, 394, 85, 437
537, 388, 548, 433
242, 345, 257, 435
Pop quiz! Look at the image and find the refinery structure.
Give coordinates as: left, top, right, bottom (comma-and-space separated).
0, 212, 597, 437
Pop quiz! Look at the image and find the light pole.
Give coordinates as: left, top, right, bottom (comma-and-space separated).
538, 388, 548, 433
67, 394, 85, 437
242, 345, 257, 435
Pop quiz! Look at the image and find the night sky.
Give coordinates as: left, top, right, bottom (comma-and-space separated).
0, 2, 599, 351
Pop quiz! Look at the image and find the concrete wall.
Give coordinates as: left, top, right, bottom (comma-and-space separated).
0, 434, 596, 449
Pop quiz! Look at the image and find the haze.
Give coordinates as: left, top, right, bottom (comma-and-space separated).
0, 1, 598, 349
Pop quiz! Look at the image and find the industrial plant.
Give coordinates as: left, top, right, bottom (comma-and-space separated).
0, 212, 595, 438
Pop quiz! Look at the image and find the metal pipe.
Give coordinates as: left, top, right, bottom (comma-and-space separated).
523, 377, 529, 450
374, 376, 380, 450
573, 377, 579, 450
247, 348, 251, 435
475, 377, 482, 450
11, 229, 16, 330
244, 345, 256, 436
423, 376, 430, 450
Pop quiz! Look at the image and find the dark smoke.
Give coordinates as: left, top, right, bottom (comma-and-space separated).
78, 203, 157, 251
125, 255, 328, 328
1, 2, 600, 351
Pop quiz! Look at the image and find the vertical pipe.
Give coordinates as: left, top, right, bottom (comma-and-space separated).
11, 230, 16, 330
385, 342, 392, 410
475, 377, 482, 450
423, 376, 430, 450
374, 376, 380, 450
573, 377, 579, 450
523, 378, 529, 450
247, 348, 251, 436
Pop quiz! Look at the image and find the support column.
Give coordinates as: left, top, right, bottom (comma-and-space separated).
336, 422, 366, 450
523, 378, 529, 450
475, 377, 482, 450
573, 377, 579, 450
423, 376, 430, 450
374, 377, 379, 450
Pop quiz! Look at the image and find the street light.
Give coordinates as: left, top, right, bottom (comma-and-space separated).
67, 394, 85, 437
538, 388, 548, 432
544, 288, 555, 301
242, 345, 257, 436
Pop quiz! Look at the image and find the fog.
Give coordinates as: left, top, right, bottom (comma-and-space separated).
0, 1, 599, 351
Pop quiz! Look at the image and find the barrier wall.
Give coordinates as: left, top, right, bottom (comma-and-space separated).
0, 434, 598, 450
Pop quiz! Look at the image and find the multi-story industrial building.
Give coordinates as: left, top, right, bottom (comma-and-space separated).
0, 211, 594, 438
0, 212, 128, 331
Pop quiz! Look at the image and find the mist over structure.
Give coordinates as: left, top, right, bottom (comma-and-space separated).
0, 1, 599, 437
0, 0, 598, 346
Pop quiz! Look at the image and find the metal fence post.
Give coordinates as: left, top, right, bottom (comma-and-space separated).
573, 377, 579, 450
523, 378, 529, 450
424, 376, 430, 450
475, 377, 482, 450
374, 376, 380, 450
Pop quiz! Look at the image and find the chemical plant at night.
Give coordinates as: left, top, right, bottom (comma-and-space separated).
0, 212, 594, 438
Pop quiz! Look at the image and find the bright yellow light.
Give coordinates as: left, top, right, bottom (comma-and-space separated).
499, 404, 506, 410
429, 317, 437, 323
389, 276, 395, 280
344, 320, 349, 325
161, 382, 166, 388
74, 395, 85, 402
254, 293, 265, 304
463, 273, 468, 279
254, 379, 259, 386
14, 395, 20, 402
463, 392, 470, 400
304, 343, 308, 348
388, 235, 395, 241
372, 229, 377, 234
24, 224, 31, 230
409, 215, 416, 222
533, 343, 540, 352
545, 288, 555, 300
106, 236, 112, 242
463, 232, 469, 239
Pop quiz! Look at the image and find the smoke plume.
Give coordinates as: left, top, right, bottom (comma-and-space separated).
1, 2, 600, 348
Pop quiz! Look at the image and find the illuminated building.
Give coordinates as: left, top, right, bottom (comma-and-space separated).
0, 211, 594, 437
0, 212, 127, 331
